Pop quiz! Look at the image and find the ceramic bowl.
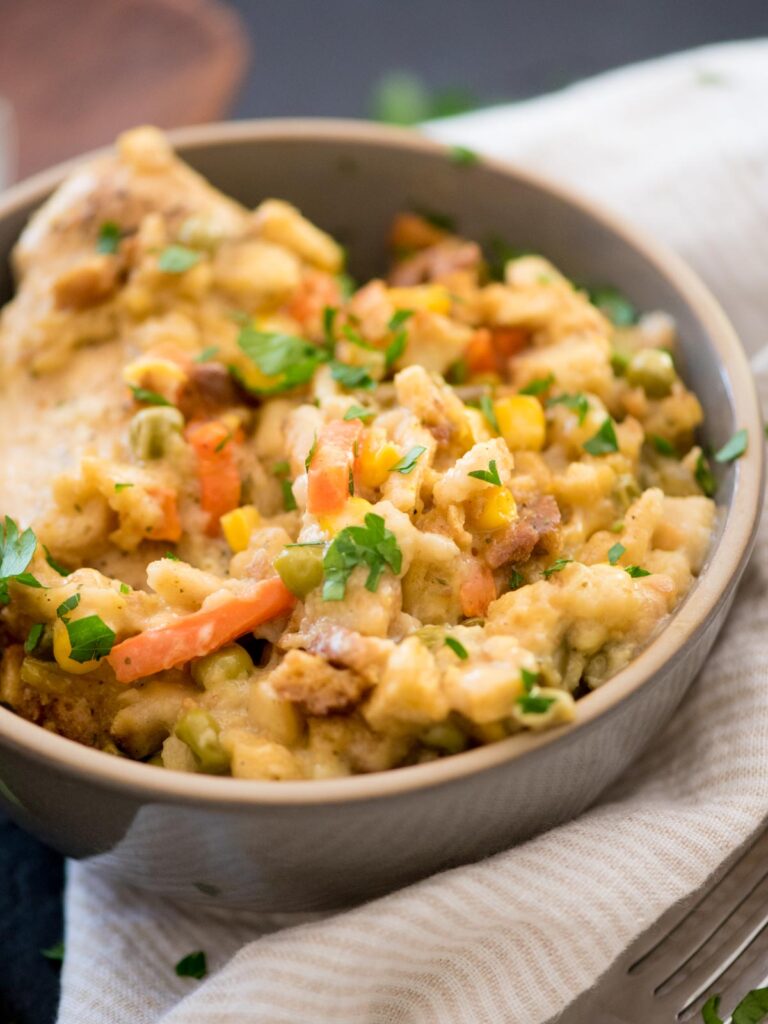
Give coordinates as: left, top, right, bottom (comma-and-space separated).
0, 121, 763, 909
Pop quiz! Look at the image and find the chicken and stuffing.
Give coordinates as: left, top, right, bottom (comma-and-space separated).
0, 127, 722, 780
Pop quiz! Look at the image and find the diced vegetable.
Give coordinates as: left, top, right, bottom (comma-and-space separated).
274, 544, 325, 598
146, 487, 182, 542
175, 708, 229, 774
387, 284, 451, 314
129, 406, 185, 460
191, 644, 255, 689
465, 329, 497, 374
220, 505, 261, 553
107, 577, 295, 683
493, 395, 546, 451
186, 420, 242, 536
307, 419, 364, 516
476, 487, 517, 531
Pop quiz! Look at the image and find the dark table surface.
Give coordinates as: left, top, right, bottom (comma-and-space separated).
3, 2, 768, 1020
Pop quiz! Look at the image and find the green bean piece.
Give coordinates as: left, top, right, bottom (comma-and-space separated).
625, 349, 676, 398
191, 644, 254, 690
175, 708, 230, 774
129, 406, 185, 460
274, 545, 324, 598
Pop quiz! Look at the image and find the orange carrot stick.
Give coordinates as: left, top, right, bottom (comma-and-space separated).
107, 577, 295, 683
307, 419, 363, 516
186, 420, 242, 536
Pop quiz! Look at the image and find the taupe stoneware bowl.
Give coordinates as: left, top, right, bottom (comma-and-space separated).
0, 121, 763, 910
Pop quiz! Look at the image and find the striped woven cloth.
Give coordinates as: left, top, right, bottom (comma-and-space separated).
59, 39, 768, 1024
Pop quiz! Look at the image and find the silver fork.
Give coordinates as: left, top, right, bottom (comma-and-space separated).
552, 824, 768, 1023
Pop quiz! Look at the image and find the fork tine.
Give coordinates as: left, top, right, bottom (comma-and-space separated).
656, 873, 768, 1007
630, 828, 768, 977
678, 920, 768, 1022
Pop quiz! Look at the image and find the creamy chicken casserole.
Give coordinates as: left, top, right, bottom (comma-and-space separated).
0, 128, 717, 779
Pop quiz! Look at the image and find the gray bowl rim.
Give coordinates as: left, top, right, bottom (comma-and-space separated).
0, 118, 763, 807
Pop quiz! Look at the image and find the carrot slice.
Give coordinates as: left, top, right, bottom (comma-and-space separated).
107, 577, 295, 683
146, 486, 182, 542
307, 419, 364, 516
465, 328, 497, 375
459, 559, 497, 617
490, 326, 528, 360
186, 420, 242, 536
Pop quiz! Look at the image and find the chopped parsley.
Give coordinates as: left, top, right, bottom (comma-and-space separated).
714, 428, 748, 463
468, 459, 502, 486
519, 374, 555, 396
129, 385, 171, 407
305, 433, 318, 473
157, 245, 201, 273
701, 986, 768, 1023
175, 950, 207, 980
385, 309, 413, 369
194, 346, 219, 363
583, 418, 619, 456
518, 693, 556, 714
390, 446, 426, 475
119, 583, 131, 595
237, 327, 327, 393
388, 309, 414, 333
56, 594, 81, 619
322, 306, 338, 346
0, 517, 38, 605
343, 405, 375, 423
586, 285, 638, 326
446, 359, 468, 385
322, 513, 402, 601
547, 392, 589, 425
479, 394, 499, 433
41, 940, 65, 962
608, 542, 625, 566
114, 482, 134, 492
64, 615, 116, 663
625, 565, 651, 578
508, 569, 525, 591
449, 145, 479, 167
445, 636, 469, 659
341, 324, 375, 351
24, 623, 44, 654
96, 220, 121, 254
330, 360, 375, 391
43, 546, 70, 577
521, 667, 539, 692
650, 434, 677, 457
272, 461, 290, 477
543, 557, 572, 578
165, 551, 181, 561
695, 452, 717, 497
280, 480, 298, 512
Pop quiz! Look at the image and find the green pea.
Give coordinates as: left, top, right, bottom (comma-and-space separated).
625, 349, 676, 398
129, 406, 184, 460
175, 708, 229, 774
274, 545, 324, 598
422, 722, 468, 755
191, 644, 254, 690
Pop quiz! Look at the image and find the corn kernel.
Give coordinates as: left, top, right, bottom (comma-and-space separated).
52, 618, 100, 675
388, 285, 452, 315
220, 505, 261, 553
123, 356, 188, 404
464, 407, 493, 445
494, 395, 546, 451
318, 496, 372, 535
358, 442, 401, 488
476, 487, 517, 531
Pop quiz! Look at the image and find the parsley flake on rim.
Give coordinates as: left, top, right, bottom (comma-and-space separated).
543, 557, 572, 578
157, 245, 202, 274
547, 392, 589, 425
64, 615, 116, 664
343, 405, 375, 423
96, 221, 121, 254
322, 513, 402, 601
714, 428, 748, 463
608, 542, 625, 566
41, 940, 65, 962
468, 459, 502, 486
449, 145, 479, 167
583, 418, 619, 456
695, 452, 717, 497
519, 374, 555, 396
175, 950, 207, 980
390, 446, 427, 475
129, 385, 172, 407
445, 636, 469, 659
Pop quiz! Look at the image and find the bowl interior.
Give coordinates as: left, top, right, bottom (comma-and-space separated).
0, 120, 761, 804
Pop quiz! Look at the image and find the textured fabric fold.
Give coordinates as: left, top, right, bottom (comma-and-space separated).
58, 39, 768, 1024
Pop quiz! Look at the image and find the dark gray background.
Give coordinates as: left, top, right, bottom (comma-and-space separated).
2, 2, 767, 1021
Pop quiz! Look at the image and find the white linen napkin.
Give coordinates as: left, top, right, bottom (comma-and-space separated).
58, 40, 768, 1024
